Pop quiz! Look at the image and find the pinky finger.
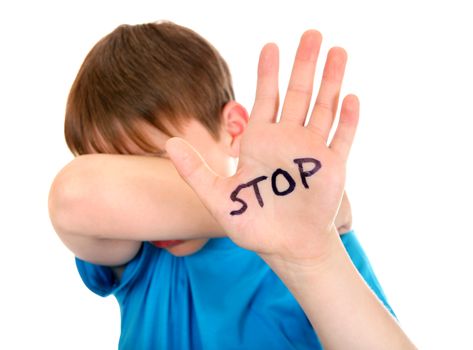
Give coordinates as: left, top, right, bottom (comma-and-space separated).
329, 94, 360, 160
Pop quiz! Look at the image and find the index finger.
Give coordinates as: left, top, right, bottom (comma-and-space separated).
250, 43, 280, 123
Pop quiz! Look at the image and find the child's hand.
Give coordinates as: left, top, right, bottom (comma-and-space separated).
166, 31, 359, 267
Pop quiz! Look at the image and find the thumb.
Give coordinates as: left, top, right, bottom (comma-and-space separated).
165, 137, 220, 213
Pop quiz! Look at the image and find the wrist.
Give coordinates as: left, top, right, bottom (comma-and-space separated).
260, 226, 347, 283
263, 227, 415, 350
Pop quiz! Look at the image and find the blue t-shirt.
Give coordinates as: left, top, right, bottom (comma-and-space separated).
76, 231, 394, 349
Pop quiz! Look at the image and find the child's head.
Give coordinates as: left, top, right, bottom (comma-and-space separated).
65, 21, 249, 256
65, 21, 247, 168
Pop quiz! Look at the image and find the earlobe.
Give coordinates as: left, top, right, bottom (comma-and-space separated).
221, 101, 249, 157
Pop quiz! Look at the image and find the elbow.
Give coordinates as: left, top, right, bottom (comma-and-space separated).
48, 157, 90, 237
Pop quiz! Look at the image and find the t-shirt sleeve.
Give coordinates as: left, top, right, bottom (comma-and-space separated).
341, 230, 397, 318
75, 242, 157, 297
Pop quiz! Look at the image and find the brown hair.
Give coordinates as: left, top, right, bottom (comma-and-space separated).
65, 21, 234, 156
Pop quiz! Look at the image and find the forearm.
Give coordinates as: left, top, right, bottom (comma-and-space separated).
49, 153, 224, 242
263, 228, 416, 350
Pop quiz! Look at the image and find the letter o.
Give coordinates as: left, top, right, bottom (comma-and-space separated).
271, 168, 296, 196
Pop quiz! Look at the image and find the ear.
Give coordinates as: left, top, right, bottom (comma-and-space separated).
220, 101, 249, 157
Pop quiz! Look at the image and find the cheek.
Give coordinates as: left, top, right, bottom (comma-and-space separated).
188, 139, 223, 166
189, 137, 215, 155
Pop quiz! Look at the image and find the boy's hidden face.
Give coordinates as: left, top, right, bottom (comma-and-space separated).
127, 118, 236, 256
131, 118, 236, 177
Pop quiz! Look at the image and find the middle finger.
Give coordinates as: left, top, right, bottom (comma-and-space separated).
279, 30, 322, 126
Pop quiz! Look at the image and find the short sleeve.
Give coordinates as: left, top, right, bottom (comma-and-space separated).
75, 242, 158, 297
341, 230, 397, 318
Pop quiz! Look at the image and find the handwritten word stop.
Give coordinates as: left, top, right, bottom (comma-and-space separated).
230, 157, 322, 216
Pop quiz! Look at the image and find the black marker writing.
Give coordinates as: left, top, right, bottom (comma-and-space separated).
293, 158, 322, 188
230, 176, 268, 216
229, 157, 322, 216
271, 168, 296, 196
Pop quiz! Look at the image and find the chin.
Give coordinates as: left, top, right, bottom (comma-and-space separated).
166, 239, 209, 257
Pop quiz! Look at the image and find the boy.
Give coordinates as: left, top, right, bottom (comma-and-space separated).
49, 21, 394, 349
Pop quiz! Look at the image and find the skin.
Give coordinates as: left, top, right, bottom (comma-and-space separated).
49, 116, 240, 263
125, 117, 238, 257
49, 102, 352, 264
166, 31, 416, 349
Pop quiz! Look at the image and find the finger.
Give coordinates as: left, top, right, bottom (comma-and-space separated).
308, 47, 347, 139
250, 43, 280, 123
280, 30, 322, 125
329, 94, 360, 160
165, 137, 220, 215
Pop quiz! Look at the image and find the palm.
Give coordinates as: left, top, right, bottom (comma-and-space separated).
217, 121, 345, 260
167, 31, 359, 263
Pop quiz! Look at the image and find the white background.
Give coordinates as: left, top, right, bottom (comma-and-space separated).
1, 0, 472, 349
